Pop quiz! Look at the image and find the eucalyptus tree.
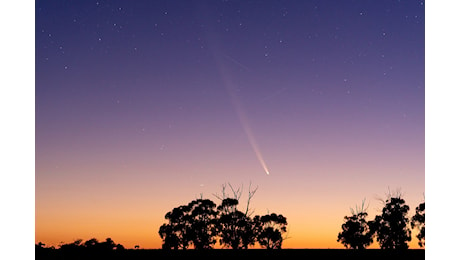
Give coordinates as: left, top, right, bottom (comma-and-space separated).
188, 199, 219, 249
217, 198, 257, 249
337, 200, 373, 249
159, 204, 194, 250
255, 213, 288, 249
411, 201, 425, 247
372, 195, 412, 250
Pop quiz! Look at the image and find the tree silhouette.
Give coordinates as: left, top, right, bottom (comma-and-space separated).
241, 216, 259, 249
217, 198, 257, 249
411, 201, 425, 247
337, 201, 373, 249
213, 182, 258, 216
371, 195, 412, 250
188, 199, 218, 249
159, 223, 181, 250
255, 213, 288, 249
115, 243, 125, 250
159, 204, 194, 250
213, 183, 259, 249
159, 185, 288, 250
159, 199, 218, 250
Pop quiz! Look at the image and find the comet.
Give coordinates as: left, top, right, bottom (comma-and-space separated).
204, 28, 271, 176
212, 51, 271, 176
235, 110, 271, 176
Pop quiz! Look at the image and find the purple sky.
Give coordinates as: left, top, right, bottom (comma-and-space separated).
35, 0, 425, 249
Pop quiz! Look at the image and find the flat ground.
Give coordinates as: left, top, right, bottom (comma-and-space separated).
36, 248, 425, 260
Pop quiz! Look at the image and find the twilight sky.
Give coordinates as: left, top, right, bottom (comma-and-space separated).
35, 0, 425, 249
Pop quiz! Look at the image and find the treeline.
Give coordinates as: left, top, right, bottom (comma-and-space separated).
158, 186, 425, 250
36, 185, 425, 253
337, 194, 425, 250
36, 237, 125, 252
158, 183, 287, 250
36, 237, 126, 260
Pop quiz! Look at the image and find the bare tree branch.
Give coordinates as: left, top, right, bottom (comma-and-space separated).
228, 183, 242, 200
244, 182, 258, 216
213, 183, 228, 201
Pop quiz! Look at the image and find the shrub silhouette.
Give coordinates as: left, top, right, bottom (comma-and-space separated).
371, 196, 412, 250
55, 237, 124, 255
84, 237, 119, 251
35, 241, 55, 255
36, 242, 46, 248
59, 239, 83, 252
411, 201, 425, 247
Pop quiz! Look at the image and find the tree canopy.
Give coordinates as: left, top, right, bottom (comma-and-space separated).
371, 196, 412, 250
255, 213, 288, 249
337, 211, 373, 249
158, 187, 287, 250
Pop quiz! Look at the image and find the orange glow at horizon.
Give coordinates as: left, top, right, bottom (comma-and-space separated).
36, 155, 424, 249
36, 175, 424, 250
35, 217, 423, 250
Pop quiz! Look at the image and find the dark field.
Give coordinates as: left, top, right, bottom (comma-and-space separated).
36, 248, 425, 260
